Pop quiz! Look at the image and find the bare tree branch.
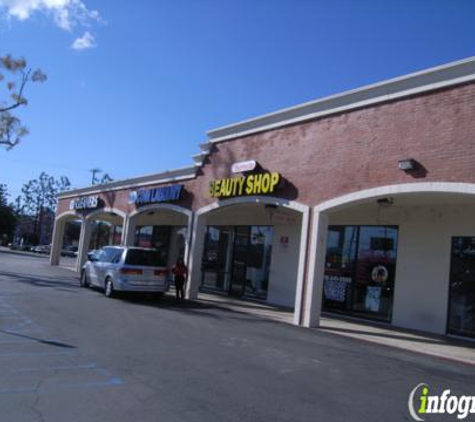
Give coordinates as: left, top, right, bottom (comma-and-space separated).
0, 54, 46, 150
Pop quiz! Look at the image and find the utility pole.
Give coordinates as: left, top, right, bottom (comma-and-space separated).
90, 168, 102, 185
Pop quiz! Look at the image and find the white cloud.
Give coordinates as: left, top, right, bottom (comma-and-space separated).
71, 30, 95, 50
0, 0, 101, 31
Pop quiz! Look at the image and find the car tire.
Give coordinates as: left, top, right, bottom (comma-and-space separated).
80, 271, 89, 288
104, 278, 115, 298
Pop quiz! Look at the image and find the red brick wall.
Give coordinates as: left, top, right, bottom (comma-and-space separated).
57, 81, 475, 217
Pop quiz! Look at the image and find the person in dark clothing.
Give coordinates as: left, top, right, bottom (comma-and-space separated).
171, 258, 188, 300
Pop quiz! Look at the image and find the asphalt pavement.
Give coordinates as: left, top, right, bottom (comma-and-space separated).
0, 248, 473, 422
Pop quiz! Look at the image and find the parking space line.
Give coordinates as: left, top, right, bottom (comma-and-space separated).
0, 350, 76, 357
12, 363, 97, 373
0, 377, 124, 395
0, 296, 125, 395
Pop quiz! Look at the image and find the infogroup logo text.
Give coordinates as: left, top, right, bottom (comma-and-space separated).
408, 383, 475, 420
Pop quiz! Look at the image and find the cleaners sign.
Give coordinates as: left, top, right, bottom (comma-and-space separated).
69, 196, 100, 211
209, 172, 281, 198
129, 185, 183, 206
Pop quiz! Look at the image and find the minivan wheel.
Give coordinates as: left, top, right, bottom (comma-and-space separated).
80, 271, 89, 288
104, 278, 115, 298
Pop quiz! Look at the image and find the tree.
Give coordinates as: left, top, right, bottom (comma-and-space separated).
16, 172, 71, 242
0, 184, 17, 244
0, 54, 46, 150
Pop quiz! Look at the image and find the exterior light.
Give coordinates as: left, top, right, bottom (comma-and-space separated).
232, 160, 257, 173
398, 158, 416, 171
377, 197, 394, 207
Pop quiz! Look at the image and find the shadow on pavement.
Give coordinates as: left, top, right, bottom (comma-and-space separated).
111, 292, 289, 324
0, 329, 77, 349
0, 269, 79, 292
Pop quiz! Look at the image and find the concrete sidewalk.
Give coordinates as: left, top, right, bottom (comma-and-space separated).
198, 292, 475, 366
198, 292, 295, 324
318, 315, 475, 366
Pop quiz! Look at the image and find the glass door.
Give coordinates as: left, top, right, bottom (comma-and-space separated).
229, 227, 249, 296
201, 226, 232, 292
201, 225, 274, 300
448, 237, 475, 338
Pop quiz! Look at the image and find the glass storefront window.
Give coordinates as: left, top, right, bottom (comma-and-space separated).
135, 226, 153, 248
323, 225, 398, 322
89, 221, 113, 250
134, 225, 181, 267
174, 227, 187, 262
112, 226, 123, 245
245, 226, 273, 297
202, 226, 231, 291
448, 237, 475, 338
201, 226, 274, 300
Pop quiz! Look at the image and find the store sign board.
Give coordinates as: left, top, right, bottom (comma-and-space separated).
69, 195, 100, 211
129, 185, 183, 205
209, 172, 281, 198
231, 160, 257, 173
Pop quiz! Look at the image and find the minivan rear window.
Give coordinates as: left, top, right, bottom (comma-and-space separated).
125, 249, 165, 267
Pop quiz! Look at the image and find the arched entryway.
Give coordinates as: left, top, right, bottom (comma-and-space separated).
75, 208, 127, 272
50, 210, 82, 269
123, 204, 192, 284
187, 196, 309, 324
303, 182, 475, 338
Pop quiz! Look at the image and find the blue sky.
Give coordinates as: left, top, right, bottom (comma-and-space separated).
1, 0, 475, 199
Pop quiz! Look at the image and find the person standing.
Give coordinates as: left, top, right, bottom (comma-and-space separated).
172, 258, 188, 301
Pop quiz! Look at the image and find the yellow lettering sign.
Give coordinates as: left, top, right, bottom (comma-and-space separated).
210, 172, 282, 199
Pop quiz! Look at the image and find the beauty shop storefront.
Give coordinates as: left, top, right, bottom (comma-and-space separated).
52, 56, 475, 338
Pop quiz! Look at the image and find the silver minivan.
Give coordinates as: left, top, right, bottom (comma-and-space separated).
80, 246, 170, 297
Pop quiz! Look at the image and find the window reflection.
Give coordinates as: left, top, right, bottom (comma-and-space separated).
448, 237, 475, 338
323, 225, 398, 322
201, 226, 274, 299
134, 225, 186, 267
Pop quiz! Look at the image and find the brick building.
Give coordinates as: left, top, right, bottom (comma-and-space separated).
51, 56, 475, 338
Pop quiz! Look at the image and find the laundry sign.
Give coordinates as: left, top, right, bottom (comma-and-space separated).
209, 172, 281, 198
129, 185, 183, 205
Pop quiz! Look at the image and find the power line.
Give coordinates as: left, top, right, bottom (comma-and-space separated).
0, 156, 92, 173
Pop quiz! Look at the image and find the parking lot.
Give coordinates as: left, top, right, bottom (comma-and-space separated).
0, 248, 474, 422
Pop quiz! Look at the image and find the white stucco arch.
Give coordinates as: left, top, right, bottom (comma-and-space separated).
196, 195, 309, 216
56, 209, 81, 222
66, 208, 126, 272
128, 203, 192, 219
50, 210, 83, 266
85, 207, 127, 221
314, 182, 475, 213
122, 203, 194, 273
189, 196, 310, 323
303, 181, 475, 329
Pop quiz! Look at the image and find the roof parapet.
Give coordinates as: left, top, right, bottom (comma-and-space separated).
58, 165, 198, 199
207, 56, 475, 143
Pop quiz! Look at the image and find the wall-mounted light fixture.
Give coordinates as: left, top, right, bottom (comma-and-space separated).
398, 158, 417, 171
376, 197, 394, 207
265, 204, 278, 223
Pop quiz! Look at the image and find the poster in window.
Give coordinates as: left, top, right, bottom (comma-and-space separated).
365, 286, 382, 312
